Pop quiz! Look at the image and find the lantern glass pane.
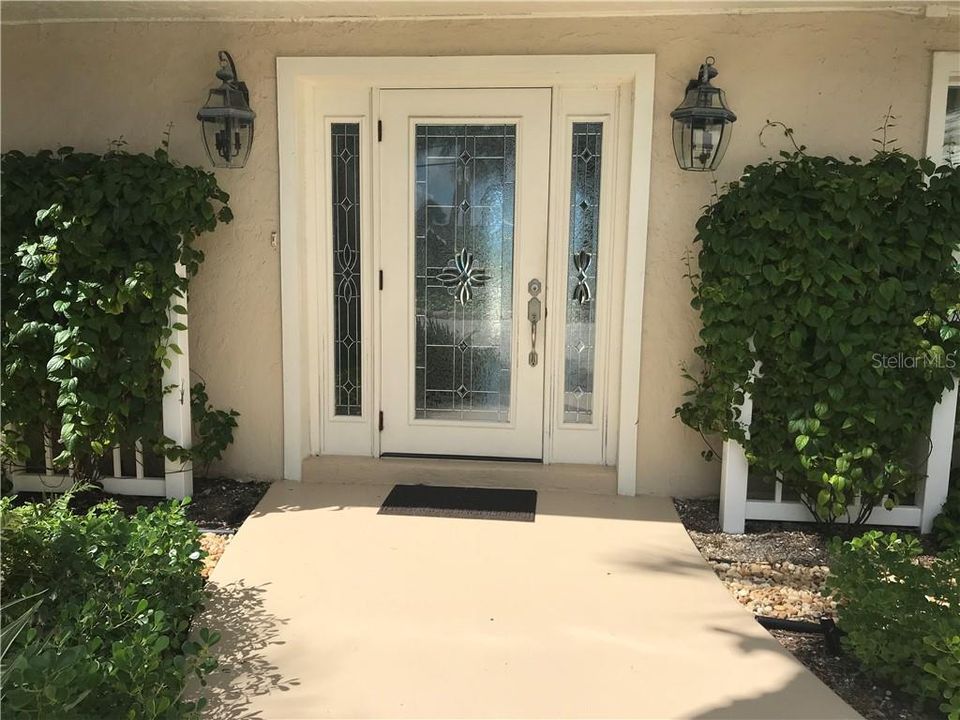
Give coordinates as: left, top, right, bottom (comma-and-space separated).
672, 119, 689, 169
691, 126, 710, 170
695, 87, 729, 111
239, 123, 254, 167
200, 119, 219, 166
200, 118, 253, 169
692, 120, 719, 171
711, 120, 732, 170
207, 87, 228, 109
673, 117, 732, 172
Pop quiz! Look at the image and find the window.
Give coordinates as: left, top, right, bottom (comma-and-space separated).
944, 85, 959, 165
927, 52, 960, 166
563, 122, 603, 424
413, 124, 517, 422
331, 123, 362, 416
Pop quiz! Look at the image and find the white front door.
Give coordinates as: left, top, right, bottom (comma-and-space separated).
379, 88, 551, 458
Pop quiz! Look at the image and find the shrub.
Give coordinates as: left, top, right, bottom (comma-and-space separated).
825, 531, 960, 719
0, 492, 219, 718
677, 127, 960, 523
1, 145, 232, 482
932, 472, 960, 552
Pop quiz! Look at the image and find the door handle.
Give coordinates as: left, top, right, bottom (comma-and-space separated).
527, 279, 542, 367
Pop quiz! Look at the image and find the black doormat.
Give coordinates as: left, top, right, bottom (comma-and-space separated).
378, 484, 537, 522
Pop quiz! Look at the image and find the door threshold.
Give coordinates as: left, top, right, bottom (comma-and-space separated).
380, 452, 542, 464
301, 455, 617, 495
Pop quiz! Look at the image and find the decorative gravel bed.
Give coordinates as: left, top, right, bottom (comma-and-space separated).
199, 531, 233, 579
710, 559, 835, 620
675, 497, 942, 720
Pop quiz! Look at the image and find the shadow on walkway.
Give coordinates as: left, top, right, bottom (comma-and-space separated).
692, 626, 857, 719
195, 581, 300, 720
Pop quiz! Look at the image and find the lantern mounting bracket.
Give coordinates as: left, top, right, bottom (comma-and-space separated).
686, 56, 719, 92
217, 50, 250, 105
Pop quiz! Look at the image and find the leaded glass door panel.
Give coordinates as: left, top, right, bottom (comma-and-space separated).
379, 89, 551, 458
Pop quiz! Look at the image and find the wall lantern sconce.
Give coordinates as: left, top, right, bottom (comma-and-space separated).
670, 56, 737, 171
197, 51, 256, 169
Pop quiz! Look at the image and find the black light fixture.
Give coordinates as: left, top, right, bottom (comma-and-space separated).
197, 51, 255, 169
670, 56, 737, 172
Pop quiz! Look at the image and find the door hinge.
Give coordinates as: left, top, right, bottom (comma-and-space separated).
378, 411, 384, 432
377, 120, 382, 142
379, 269, 383, 290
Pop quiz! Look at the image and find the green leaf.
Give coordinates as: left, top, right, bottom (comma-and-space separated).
878, 278, 899, 302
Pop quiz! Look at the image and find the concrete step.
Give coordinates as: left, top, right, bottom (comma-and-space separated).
301, 455, 618, 495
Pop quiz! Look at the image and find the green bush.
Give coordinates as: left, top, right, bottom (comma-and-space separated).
1, 146, 232, 482
825, 531, 960, 719
0, 492, 218, 718
933, 472, 960, 552
677, 129, 960, 523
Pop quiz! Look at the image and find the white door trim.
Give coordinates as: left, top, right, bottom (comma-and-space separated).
923, 51, 960, 529
925, 51, 960, 160
277, 55, 656, 495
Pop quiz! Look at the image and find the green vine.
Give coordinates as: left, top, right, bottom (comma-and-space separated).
188, 379, 240, 478
677, 124, 960, 524
1, 145, 233, 482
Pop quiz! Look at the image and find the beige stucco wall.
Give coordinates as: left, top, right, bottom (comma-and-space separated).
2, 12, 958, 494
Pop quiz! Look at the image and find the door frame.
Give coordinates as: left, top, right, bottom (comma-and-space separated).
278, 55, 656, 495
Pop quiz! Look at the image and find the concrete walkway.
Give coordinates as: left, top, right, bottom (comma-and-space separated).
195, 481, 858, 719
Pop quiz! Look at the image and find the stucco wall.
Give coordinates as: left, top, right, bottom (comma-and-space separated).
2, 12, 958, 494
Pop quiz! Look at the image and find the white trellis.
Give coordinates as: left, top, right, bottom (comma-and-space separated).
9, 277, 193, 499
719, 365, 957, 534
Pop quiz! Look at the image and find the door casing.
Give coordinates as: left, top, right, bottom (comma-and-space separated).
277, 55, 656, 495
